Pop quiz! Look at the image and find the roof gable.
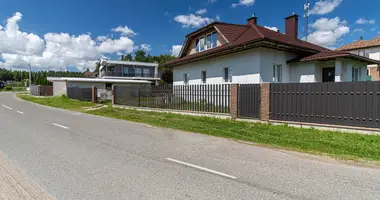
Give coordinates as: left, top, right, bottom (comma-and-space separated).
337, 37, 380, 50
168, 21, 332, 67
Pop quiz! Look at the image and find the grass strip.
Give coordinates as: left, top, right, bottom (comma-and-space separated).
18, 94, 380, 162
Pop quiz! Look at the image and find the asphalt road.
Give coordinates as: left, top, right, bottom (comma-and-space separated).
0, 92, 379, 200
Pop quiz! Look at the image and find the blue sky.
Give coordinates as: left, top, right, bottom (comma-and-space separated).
0, 0, 378, 71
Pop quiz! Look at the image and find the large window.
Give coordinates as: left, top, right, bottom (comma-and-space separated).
201, 70, 206, 84
183, 73, 189, 85
352, 67, 360, 82
273, 64, 282, 83
195, 32, 218, 53
135, 67, 142, 77
143, 68, 150, 77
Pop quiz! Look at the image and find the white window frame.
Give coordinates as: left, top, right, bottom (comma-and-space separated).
195, 32, 218, 53
273, 64, 282, 83
223, 67, 232, 83
201, 70, 207, 84
352, 67, 360, 82
183, 73, 189, 85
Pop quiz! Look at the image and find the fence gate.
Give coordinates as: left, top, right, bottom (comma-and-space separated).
238, 84, 261, 119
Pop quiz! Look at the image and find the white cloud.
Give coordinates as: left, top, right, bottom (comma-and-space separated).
371, 27, 377, 32
111, 26, 137, 37
356, 17, 376, 24
196, 8, 207, 15
309, 0, 343, 15
0, 12, 45, 56
264, 26, 279, 32
307, 17, 350, 48
170, 45, 183, 57
140, 44, 152, 52
232, 0, 255, 8
207, 0, 217, 4
353, 28, 364, 32
174, 14, 214, 28
0, 12, 141, 71
216, 15, 221, 21
97, 37, 135, 53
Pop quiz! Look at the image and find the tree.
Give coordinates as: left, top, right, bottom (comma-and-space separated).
94, 62, 101, 73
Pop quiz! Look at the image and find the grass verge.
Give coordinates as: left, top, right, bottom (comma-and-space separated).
17, 94, 95, 111
18, 94, 380, 162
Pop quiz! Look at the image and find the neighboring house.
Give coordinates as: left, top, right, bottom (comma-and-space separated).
337, 37, 380, 81
166, 14, 380, 85
83, 71, 98, 78
48, 60, 160, 96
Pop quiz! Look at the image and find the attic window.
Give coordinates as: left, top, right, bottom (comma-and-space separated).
195, 32, 218, 53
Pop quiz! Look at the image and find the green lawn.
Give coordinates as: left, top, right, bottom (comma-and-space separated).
18, 94, 380, 162
18, 94, 95, 111
0, 87, 26, 92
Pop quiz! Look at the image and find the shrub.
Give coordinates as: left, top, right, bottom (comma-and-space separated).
4, 86, 12, 91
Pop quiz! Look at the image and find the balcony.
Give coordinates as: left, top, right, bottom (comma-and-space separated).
103, 71, 160, 79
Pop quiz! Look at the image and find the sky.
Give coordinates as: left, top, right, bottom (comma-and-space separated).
0, 0, 379, 71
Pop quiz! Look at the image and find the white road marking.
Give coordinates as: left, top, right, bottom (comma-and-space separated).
166, 158, 236, 179
17, 111, 24, 114
52, 123, 69, 130
2, 105, 13, 110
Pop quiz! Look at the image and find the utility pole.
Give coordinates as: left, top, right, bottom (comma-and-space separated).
28, 63, 32, 87
304, 0, 310, 41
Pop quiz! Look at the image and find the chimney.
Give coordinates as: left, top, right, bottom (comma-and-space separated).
247, 13, 258, 25
285, 13, 299, 39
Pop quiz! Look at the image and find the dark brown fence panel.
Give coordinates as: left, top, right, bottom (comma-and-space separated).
30, 85, 53, 96
114, 84, 230, 114
270, 82, 380, 128
238, 84, 261, 119
67, 87, 92, 101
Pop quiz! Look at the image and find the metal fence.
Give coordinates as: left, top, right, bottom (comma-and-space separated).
238, 84, 261, 119
114, 84, 230, 114
270, 82, 380, 128
30, 85, 53, 96
67, 87, 92, 101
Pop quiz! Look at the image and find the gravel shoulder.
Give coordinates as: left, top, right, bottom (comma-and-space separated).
0, 152, 54, 200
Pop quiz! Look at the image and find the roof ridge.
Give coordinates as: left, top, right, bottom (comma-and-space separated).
250, 24, 264, 38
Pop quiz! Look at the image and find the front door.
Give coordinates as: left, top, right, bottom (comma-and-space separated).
322, 67, 335, 82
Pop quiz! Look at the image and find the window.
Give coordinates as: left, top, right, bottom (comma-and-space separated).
201, 71, 206, 84
358, 50, 370, 58
199, 37, 205, 52
273, 64, 282, 83
195, 32, 218, 53
123, 66, 131, 76
223, 67, 231, 83
143, 68, 150, 77
352, 67, 360, 82
183, 73, 189, 85
135, 67, 142, 77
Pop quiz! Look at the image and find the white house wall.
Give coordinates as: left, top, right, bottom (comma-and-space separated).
173, 48, 299, 85
52, 81, 67, 96
289, 62, 317, 83
173, 48, 261, 85
259, 48, 298, 83
66, 82, 106, 89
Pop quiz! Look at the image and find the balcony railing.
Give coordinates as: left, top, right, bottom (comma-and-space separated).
104, 72, 160, 78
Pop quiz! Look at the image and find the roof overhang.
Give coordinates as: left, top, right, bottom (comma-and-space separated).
287, 54, 380, 65
165, 38, 320, 67
47, 77, 152, 84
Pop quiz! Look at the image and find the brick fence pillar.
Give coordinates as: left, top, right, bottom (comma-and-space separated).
230, 84, 239, 119
111, 85, 115, 105
260, 83, 270, 121
92, 86, 97, 104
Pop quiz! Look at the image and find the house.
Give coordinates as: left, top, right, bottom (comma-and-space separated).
337, 36, 380, 81
166, 14, 380, 84
48, 60, 160, 96
83, 71, 98, 78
